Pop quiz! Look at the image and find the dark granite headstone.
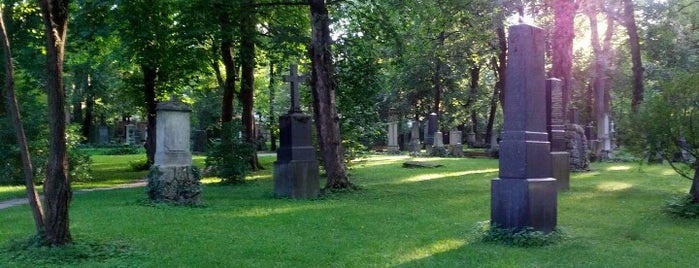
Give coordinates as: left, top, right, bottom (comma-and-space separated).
546, 79, 570, 191
425, 113, 438, 154
491, 24, 557, 233
98, 125, 109, 145
273, 64, 319, 199
192, 130, 207, 154
568, 108, 579, 125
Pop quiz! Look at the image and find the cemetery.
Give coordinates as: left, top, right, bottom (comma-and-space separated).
1, 0, 699, 267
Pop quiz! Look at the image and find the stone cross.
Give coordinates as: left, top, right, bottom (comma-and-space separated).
283, 64, 305, 113
491, 23, 557, 233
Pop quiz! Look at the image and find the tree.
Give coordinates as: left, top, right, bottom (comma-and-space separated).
634, 73, 699, 202
0, 4, 45, 235
550, 0, 577, 116
621, 0, 644, 114
308, 0, 350, 189
38, 0, 72, 246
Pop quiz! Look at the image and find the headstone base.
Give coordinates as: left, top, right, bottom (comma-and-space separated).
448, 144, 463, 157
491, 178, 557, 233
387, 145, 400, 154
551, 152, 570, 191
147, 165, 201, 205
274, 160, 320, 199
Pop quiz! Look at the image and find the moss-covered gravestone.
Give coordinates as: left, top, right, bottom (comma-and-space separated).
147, 95, 201, 205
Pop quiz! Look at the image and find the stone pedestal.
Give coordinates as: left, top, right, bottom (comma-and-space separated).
273, 113, 319, 199
490, 24, 557, 233
410, 121, 421, 156
551, 152, 570, 191
448, 130, 463, 157
147, 95, 201, 205
431, 131, 446, 156
387, 122, 400, 154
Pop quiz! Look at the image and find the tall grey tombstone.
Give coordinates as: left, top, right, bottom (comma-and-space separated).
125, 124, 136, 145
425, 113, 438, 154
491, 24, 557, 233
147, 95, 200, 205
546, 79, 571, 191
410, 121, 421, 156
273, 64, 319, 199
387, 122, 400, 153
449, 130, 463, 157
98, 125, 109, 145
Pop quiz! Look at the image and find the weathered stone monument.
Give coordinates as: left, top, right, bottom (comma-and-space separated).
98, 125, 109, 145
425, 113, 438, 154
491, 24, 557, 233
431, 131, 446, 156
546, 79, 570, 191
147, 95, 201, 205
273, 64, 319, 199
410, 121, 421, 156
448, 130, 464, 157
387, 122, 400, 153
125, 123, 136, 145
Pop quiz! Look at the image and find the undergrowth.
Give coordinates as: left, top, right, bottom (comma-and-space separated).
472, 221, 567, 247
664, 195, 699, 218
0, 235, 138, 267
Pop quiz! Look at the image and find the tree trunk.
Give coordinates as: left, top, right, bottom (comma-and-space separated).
432, 31, 445, 114
269, 62, 277, 151
39, 0, 72, 246
467, 66, 480, 136
495, 24, 507, 109
622, 0, 644, 114
240, 0, 262, 170
82, 82, 95, 143
309, 0, 350, 189
219, 8, 235, 125
0, 7, 45, 235
551, 0, 576, 117
486, 56, 503, 146
143, 64, 157, 165
690, 167, 699, 203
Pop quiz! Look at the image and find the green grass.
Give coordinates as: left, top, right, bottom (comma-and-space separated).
1, 154, 698, 267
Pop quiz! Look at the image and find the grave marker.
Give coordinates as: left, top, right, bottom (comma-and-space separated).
546, 78, 570, 191
387, 122, 400, 153
425, 113, 438, 154
449, 130, 463, 157
491, 24, 557, 233
410, 121, 421, 156
273, 64, 319, 199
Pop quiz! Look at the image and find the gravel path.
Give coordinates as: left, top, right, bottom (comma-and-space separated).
0, 180, 146, 210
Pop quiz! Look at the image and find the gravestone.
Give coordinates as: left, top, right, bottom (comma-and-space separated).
565, 124, 591, 171
491, 23, 557, 233
192, 130, 207, 154
430, 131, 446, 156
273, 64, 319, 199
425, 113, 438, 154
387, 122, 400, 153
147, 95, 201, 205
600, 114, 612, 159
98, 125, 109, 145
467, 129, 477, 147
568, 108, 579, 125
410, 121, 421, 156
125, 124, 136, 145
546, 79, 570, 191
449, 130, 464, 157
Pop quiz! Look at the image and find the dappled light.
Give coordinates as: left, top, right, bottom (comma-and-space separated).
606, 165, 632, 171
397, 239, 465, 265
400, 169, 498, 183
596, 182, 633, 192
232, 205, 327, 218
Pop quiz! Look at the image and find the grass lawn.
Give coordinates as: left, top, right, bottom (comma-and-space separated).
1, 154, 698, 267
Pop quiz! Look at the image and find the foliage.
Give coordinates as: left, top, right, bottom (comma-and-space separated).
103, 145, 143, 155
664, 194, 699, 218
204, 120, 254, 184
66, 124, 93, 182
472, 221, 567, 247
128, 158, 150, 171
1, 236, 137, 266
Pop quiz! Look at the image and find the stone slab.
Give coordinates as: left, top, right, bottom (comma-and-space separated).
491, 178, 557, 233
273, 160, 320, 199
551, 152, 570, 191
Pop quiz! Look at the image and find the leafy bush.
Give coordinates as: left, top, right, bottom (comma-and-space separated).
67, 124, 92, 182
472, 221, 566, 247
664, 195, 699, 218
103, 145, 142, 155
205, 120, 254, 184
128, 158, 151, 171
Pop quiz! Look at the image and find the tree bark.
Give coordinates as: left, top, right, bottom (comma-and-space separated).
622, 0, 644, 114
39, 0, 72, 246
432, 31, 445, 114
143, 64, 157, 165
240, 0, 263, 170
82, 80, 95, 143
551, 0, 576, 118
495, 25, 507, 110
219, 7, 236, 125
269, 62, 277, 151
309, 0, 350, 189
690, 167, 699, 203
0, 7, 45, 235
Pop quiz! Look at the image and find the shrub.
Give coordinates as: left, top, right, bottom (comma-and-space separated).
205, 120, 253, 184
664, 195, 699, 218
103, 145, 142, 155
128, 158, 151, 171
